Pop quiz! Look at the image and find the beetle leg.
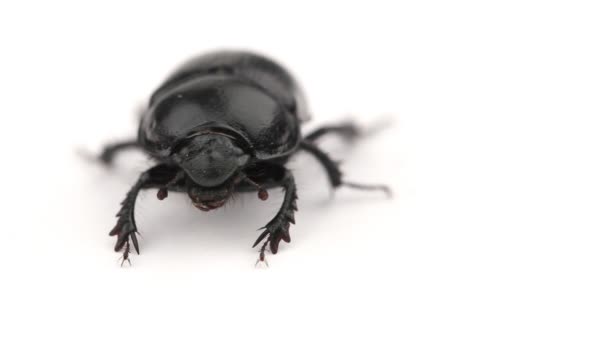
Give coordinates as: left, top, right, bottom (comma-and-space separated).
304, 122, 360, 142
252, 168, 298, 258
299, 140, 342, 188
119, 240, 132, 267
98, 140, 140, 165
109, 164, 181, 263
255, 239, 270, 267
299, 140, 391, 197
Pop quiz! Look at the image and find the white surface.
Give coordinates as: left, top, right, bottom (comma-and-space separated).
1, 1, 607, 341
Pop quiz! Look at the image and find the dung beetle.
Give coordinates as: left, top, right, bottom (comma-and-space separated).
98, 51, 389, 265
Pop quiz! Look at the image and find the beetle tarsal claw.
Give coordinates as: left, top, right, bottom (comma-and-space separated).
255, 238, 271, 267
255, 255, 269, 267
120, 256, 132, 267
118, 241, 133, 267
342, 181, 393, 198
255, 258, 269, 267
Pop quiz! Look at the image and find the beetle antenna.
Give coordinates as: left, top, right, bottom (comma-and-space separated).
240, 175, 269, 201
156, 171, 184, 201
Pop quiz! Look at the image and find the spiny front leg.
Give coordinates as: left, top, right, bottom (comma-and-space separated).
109, 164, 181, 265
252, 168, 298, 263
108, 175, 147, 265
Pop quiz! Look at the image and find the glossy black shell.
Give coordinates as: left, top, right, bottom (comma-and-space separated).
138, 51, 309, 160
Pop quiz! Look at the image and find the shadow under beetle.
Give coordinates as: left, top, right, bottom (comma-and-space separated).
98, 51, 390, 265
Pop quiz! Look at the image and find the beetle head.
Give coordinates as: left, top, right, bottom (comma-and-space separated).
173, 133, 250, 188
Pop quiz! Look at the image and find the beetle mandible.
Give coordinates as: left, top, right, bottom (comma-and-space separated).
98, 51, 390, 265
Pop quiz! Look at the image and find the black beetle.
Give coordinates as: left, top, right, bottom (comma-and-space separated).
98, 51, 389, 265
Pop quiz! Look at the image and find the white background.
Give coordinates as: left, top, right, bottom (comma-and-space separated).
1, 1, 607, 341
